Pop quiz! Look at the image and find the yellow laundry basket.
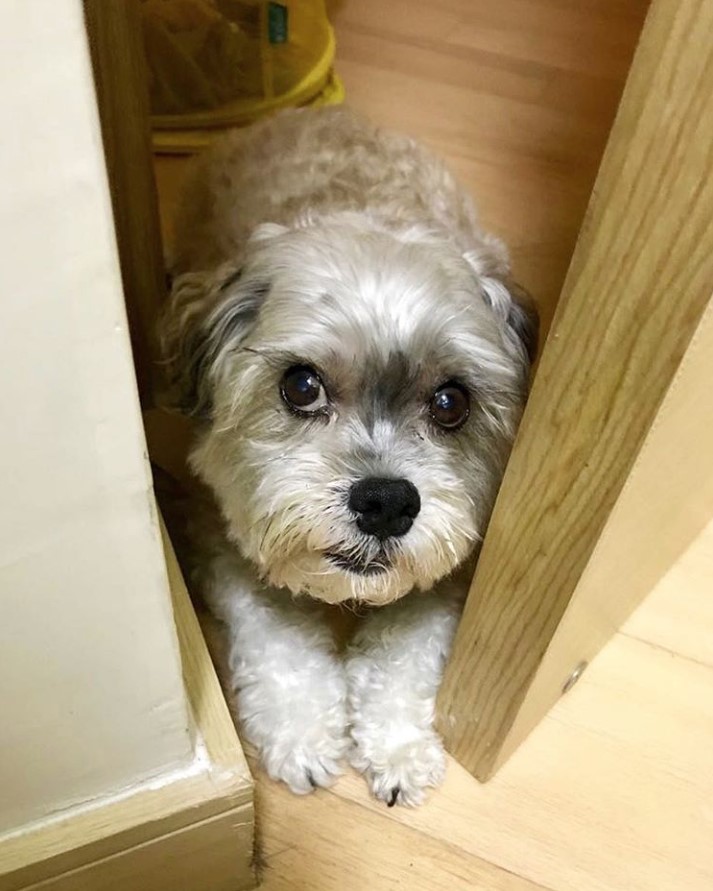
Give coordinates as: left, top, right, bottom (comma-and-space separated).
141, 0, 344, 151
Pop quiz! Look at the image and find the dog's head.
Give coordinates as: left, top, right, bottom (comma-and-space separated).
161, 217, 536, 604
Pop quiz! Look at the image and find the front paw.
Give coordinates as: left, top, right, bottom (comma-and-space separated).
261, 735, 349, 794
241, 694, 350, 795
350, 725, 447, 807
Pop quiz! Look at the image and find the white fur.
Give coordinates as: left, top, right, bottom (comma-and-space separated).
197, 533, 348, 793
162, 108, 533, 805
347, 579, 465, 805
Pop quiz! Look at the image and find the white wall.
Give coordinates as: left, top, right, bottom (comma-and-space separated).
0, 0, 193, 835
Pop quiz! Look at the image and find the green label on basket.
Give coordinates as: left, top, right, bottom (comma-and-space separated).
268, 3, 288, 44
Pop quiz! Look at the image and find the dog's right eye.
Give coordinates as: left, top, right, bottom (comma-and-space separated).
280, 365, 328, 414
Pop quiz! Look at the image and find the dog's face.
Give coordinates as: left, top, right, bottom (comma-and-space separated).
163, 219, 534, 604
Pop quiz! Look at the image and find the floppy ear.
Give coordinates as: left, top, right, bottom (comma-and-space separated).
492, 278, 540, 364
159, 262, 269, 418
463, 244, 540, 364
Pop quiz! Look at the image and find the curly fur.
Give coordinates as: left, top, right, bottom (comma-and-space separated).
161, 107, 535, 805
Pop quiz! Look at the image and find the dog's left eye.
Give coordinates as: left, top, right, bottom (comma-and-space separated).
280, 365, 328, 414
430, 382, 470, 429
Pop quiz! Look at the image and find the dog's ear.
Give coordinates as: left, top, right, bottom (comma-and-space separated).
159, 263, 268, 418
463, 245, 539, 364
487, 278, 540, 364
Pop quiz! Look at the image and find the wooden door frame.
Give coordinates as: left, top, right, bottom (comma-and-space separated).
84, 0, 166, 406
436, 0, 713, 780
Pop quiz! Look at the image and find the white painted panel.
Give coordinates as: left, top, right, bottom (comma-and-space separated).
0, 0, 193, 834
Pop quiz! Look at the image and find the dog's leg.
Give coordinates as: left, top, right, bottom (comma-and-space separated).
200, 548, 349, 795
346, 582, 464, 806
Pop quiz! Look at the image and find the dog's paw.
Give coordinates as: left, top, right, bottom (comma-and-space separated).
262, 740, 348, 795
234, 649, 349, 795
350, 726, 447, 807
254, 712, 350, 795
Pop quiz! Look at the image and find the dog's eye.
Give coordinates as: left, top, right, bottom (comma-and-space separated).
430, 382, 470, 430
281, 365, 328, 413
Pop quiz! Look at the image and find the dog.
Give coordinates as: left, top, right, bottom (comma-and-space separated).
160, 107, 536, 806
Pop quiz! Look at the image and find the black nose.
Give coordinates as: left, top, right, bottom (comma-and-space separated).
349, 477, 421, 540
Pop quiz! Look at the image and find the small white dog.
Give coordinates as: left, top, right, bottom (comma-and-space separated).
161, 107, 535, 806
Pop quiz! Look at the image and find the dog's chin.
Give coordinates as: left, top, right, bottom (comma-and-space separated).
262, 551, 417, 606
323, 549, 390, 578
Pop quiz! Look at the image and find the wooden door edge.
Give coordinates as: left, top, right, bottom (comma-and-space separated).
437, 0, 713, 780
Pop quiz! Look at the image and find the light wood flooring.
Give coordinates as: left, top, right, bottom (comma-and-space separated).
154, 2, 713, 888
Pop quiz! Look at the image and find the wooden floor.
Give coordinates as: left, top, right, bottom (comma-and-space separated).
153, 1, 713, 889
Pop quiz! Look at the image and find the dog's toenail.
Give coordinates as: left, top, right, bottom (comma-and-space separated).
387, 787, 399, 807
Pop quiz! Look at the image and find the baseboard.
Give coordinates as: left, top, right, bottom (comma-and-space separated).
0, 521, 255, 891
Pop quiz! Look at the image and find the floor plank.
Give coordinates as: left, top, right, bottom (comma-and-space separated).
256, 780, 550, 891
622, 520, 713, 667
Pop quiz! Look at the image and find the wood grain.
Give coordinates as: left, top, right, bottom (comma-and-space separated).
255, 779, 548, 891
160, 517, 252, 780
492, 299, 713, 771
17, 807, 254, 891
624, 519, 713, 667
84, 0, 167, 405
436, 0, 713, 779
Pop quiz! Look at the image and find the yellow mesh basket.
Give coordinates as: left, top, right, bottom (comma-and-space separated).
141, 0, 344, 151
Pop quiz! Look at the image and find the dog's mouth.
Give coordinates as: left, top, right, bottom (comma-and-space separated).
325, 550, 390, 577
